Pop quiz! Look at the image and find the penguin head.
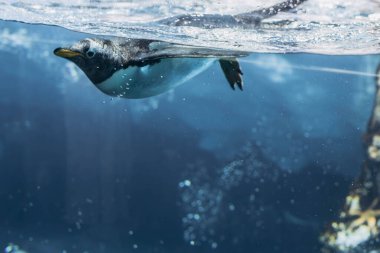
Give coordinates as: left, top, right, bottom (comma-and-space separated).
54, 38, 122, 84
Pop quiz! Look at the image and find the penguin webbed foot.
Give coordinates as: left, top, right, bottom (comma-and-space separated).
219, 58, 243, 91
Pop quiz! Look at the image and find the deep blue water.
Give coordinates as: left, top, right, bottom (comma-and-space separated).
0, 20, 379, 253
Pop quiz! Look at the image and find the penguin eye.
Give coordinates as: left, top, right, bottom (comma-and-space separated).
86, 50, 96, 58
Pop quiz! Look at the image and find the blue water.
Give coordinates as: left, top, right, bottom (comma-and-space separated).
0, 19, 379, 253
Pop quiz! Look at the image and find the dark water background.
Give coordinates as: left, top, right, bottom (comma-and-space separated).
0, 20, 379, 253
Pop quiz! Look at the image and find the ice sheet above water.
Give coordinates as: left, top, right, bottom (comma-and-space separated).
0, 0, 379, 55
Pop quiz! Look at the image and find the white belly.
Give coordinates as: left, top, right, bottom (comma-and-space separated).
96, 58, 215, 99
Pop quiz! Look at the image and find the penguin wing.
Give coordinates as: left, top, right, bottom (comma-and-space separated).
129, 41, 246, 90
129, 41, 247, 62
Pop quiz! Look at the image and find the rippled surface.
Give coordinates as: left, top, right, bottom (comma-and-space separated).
0, 0, 379, 54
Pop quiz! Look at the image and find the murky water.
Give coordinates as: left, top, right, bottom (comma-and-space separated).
0, 1, 380, 253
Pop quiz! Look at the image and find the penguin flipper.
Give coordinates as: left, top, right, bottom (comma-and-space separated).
132, 41, 248, 64
219, 58, 243, 90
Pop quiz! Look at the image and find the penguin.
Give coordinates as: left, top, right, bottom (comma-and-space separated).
54, 39, 246, 98
54, 0, 307, 99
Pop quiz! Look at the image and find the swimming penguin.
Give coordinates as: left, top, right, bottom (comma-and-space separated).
54, 39, 247, 98
54, 0, 307, 99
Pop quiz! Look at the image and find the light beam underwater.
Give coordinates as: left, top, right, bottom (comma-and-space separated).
240, 59, 380, 79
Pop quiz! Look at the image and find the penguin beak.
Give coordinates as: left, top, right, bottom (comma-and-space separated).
54, 48, 82, 58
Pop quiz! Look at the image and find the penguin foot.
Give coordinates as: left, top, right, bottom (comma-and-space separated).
219, 58, 244, 90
